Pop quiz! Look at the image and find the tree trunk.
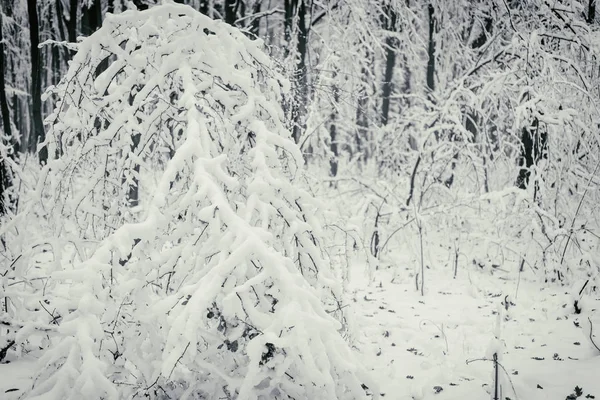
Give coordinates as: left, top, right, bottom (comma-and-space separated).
467, 14, 493, 192
199, 1, 209, 15
81, 0, 102, 36
27, 0, 47, 164
294, 0, 308, 144
126, 88, 142, 207
516, 117, 547, 190
471, 17, 493, 49
132, 0, 149, 10
329, 70, 340, 177
284, 0, 309, 144
381, 5, 398, 126
55, 0, 69, 76
355, 53, 372, 161
0, 11, 14, 215
225, 0, 237, 25
587, 0, 596, 24
284, 0, 293, 51
426, 3, 436, 96
0, 12, 12, 144
2, 0, 20, 154
127, 134, 141, 207
68, 0, 78, 43
249, 0, 262, 37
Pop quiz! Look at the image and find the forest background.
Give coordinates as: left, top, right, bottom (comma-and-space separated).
1, 0, 600, 399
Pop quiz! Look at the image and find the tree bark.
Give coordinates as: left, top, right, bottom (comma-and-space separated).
426, 4, 436, 96
199, 1, 210, 15
68, 0, 78, 43
126, 89, 142, 207
132, 0, 149, 10
3, 0, 21, 154
381, 4, 398, 126
467, 13, 493, 192
127, 134, 141, 207
0, 11, 13, 215
471, 17, 493, 49
0, 12, 12, 144
81, 0, 102, 36
55, 0, 69, 75
284, 0, 309, 144
355, 53, 372, 161
27, 0, 47, 164
225, 0, 237, 25
294, 0, 308, 144
587, 0, 596, 24
249, 0, 262, 37
329, 70, 340, 177
516, 117, 547, 190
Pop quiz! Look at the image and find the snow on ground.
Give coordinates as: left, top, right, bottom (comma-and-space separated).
350, 263, 600, 400
0, 356, 34, 400
2, 257, 599, 400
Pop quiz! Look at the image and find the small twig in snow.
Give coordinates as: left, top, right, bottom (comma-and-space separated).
466, 357, 519, 400
588, 317, 600, 353
167, 342, 190, 380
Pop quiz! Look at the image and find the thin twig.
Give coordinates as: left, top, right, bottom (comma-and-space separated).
167, 342, 190, 380
466, 357, 519, 400
588, 317, 600, 353
379, 217, 416, 254
38, 301, 60, 325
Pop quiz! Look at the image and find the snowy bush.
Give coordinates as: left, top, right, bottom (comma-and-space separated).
9, 3, 375, 399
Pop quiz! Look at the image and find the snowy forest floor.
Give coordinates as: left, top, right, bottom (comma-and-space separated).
349, 264, 600, 400
1, 258, 599, 400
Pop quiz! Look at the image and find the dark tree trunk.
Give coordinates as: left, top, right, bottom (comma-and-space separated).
127, 134, 141, 207
5, 0, 21, 153
125, 88, 142, 208
81, 0, 102, 36
55, 0, 70, 70
294, 0, 308, 144
516, 117, 547, 190
53, 0, 66, 86
381, 5, 398, 126
471, 17, 493, 49
465, 12, 492, 138
82, 1, 107, 75
587, 0, 596, 24
466, 14, 493, 192
199, 1, 210, 15
0, 159, 9, 216
27, 0, 47, 164
225, 0, 237, 25
0, 12, 12, 144
56, 0, 68, 43
426, 4, 436, 96
68, 0, 78, 43
355, 53, 372, 161
249, 0, 262, 37
132, 0, 149, 10
108, 0, 115, 14
284, 0, 293, 51
381, 46, 396, 126
0, 11, 14, 215
284, 0, 309, 144
329, 70, 340, 177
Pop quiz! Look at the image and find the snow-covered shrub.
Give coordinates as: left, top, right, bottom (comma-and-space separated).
14, 3, 375, 399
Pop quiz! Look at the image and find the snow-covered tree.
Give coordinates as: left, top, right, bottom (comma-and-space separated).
15, 3, 376, 399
